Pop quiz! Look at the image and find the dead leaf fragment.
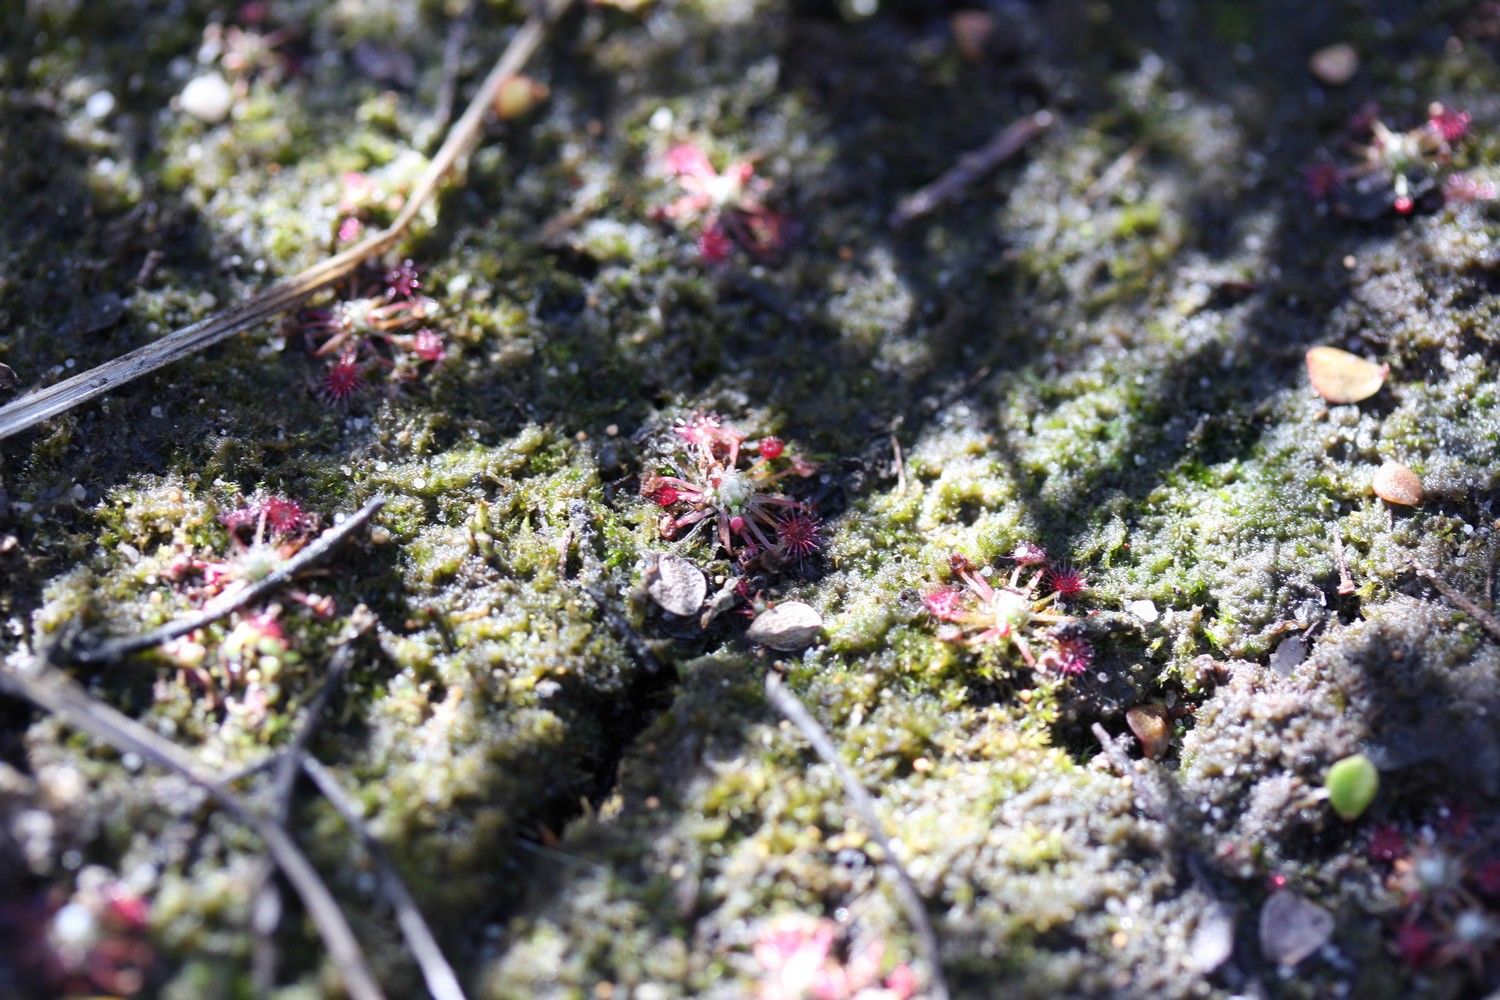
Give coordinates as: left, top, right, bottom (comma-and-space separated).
746, 601, 823, 652
1305, 346, 1387, 403
950, 10, 995, 64
646, 553, 706, 617
1309, 43, 1359, 86
1125, 704, 1171, 759
1373, 460, 1423, 506
1259, 891, 1333, 966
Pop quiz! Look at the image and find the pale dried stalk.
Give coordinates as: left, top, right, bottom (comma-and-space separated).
251, 613, 373, 994
889, 109, 1054, 227
764, 671, 950, 1000
0, 663, 386, 1000
0, 0, 572, 442
303, 757, 469, 1000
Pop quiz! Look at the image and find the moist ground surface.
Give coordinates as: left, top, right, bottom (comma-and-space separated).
2, 1, 1498, 997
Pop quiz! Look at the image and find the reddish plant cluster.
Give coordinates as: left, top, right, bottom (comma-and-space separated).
654, 142, 789, 264
1306, 102, 1492, 217
751, 914, 917, 1000
198, 4, 297, 97
160, 495, 328, 719
288, 260, 445, 403
334, 162, 417, 243
0, 870, 154, 997
642, 414, 820, 567
165, 495, 323, 604
924, 546, 1093, 677
1366, 803, 1500, 976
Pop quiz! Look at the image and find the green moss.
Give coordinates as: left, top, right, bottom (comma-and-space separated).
5, 0, 1500, 996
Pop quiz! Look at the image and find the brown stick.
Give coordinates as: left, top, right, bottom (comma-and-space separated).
68, 497, 384, 664
1411, 564, 1500, 641
888, 109, 1054, 228
0, 0, 574, 442
0, 663, 386, 1000
303, 757, 469, 1000
764, 671, 950, 1000
251, 613, 372, 993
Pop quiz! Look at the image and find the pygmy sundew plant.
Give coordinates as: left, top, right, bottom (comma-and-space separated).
333, 153, 428, 243
925, 548, 1094, 676
751, 914, 917, 1000
166, 494, 325, 606
1307, 101, 1492, 217
197, 4, 296, 98
159, 495, 325, 715
654, 142, 789, 263
0, 868, 154, 997
642, 414, 819, 565
1366, 804, 1500, 977
288, 259, 445, 402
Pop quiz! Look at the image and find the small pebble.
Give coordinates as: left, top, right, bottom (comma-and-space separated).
646, 553, 706, 617
1126, 599, 1159, 624
84, 90, 116, 119
1309, 43, 1359, 86
1269, 635, 1306, 677
746, 601, 823, 651
180, 72, 233, 123
1188, 903, 1236, 972
1372, 460, 1423, 506
1259, 891, 1333, 966
1306, 346, 1386, 403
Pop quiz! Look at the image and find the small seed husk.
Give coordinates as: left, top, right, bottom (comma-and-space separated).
1306, 346, 1387, 403
1126, 704, 1171, 759
646, 553, 707, 617
746, 601, 823, 651
1372, 460, 1423, 506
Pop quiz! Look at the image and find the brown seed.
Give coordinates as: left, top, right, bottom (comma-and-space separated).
1305, 346, 1387, 403
1372, 460, 1423, 506
1308, 43, 1359, 86
1125, 704, 1171, 759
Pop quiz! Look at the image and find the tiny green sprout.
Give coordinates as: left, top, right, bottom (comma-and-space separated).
1326, 753, 1379, 820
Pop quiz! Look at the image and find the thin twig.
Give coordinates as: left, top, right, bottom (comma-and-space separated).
303, 757, 469, 1000
1091, 723, 1236, 900
764, 671, 950, 1000
1411, 564, 1500, 641
888, 109, 1054, 228
1084, 140, 1146, 203
0, 663, 386, 1000
0, 0, 574, 442
890, 432, 907, 496
252, 612, 373, 993
426, 0, 480, 147
1090, 722, 1172, 829
69, 497, 385, 664
1331, 527, 1356, 596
